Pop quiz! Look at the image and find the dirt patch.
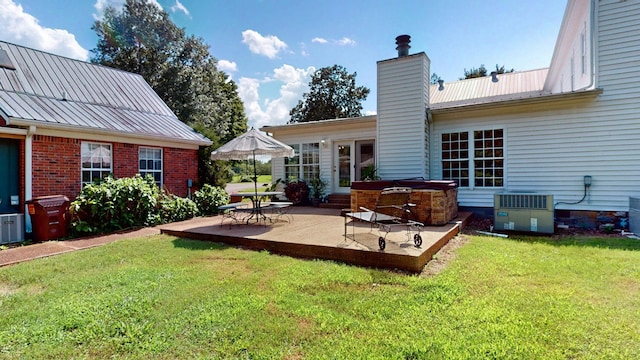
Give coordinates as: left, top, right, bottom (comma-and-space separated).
421, 234, 469, 277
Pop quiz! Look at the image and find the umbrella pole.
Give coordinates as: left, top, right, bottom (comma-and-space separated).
253, 151, 258, 195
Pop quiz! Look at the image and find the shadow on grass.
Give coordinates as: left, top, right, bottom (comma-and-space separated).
171, 238, 231, 251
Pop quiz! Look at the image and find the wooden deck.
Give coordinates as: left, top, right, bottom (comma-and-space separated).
158, 207, 472, 273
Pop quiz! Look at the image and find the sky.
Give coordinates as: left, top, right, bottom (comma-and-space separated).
1, 0, 568, 130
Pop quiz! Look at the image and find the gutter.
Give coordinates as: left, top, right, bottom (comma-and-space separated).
430, 88, 602, 114
9, 118, 212, 148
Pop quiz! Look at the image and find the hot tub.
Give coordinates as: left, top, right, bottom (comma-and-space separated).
350, 180, 458, 226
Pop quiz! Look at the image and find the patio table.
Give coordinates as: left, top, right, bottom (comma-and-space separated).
236, 191, 284, 223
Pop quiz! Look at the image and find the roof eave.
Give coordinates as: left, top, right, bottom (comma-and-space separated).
430, 88, 603, 114
260, 115, 377, 133
8, 118, 212, 147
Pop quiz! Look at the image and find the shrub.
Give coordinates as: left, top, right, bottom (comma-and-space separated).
193, 184, 230, 215
69, 175, 162, 235
160, 195, 198, 223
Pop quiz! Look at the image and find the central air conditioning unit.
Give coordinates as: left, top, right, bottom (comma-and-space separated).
494, 193, 554, 234
0, 213, 24, 244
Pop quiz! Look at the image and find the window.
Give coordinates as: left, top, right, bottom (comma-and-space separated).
442, 129, 503, 188
284, 144, 300, 180
81, 142, 112, 185
581, 30, 586, 75
284, 143, 320, 181
139, 147, 162, 186
441, 132, 469, 187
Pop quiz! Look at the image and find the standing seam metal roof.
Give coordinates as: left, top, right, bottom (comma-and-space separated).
0, 41, 211, 145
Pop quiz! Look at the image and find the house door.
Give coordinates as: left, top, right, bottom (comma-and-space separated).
0, 138, 20, 214
334, 142, 353, 193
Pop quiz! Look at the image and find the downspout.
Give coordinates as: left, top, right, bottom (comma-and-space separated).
24, 125, 35, 234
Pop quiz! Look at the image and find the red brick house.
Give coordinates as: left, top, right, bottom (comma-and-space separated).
0, 41, 212, 243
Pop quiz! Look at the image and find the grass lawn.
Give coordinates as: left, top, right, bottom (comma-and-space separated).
1, 233, 639, 359
231, 174, 272, 184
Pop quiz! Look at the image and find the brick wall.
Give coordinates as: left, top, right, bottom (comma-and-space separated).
163, 147, 198, 197
31, 135, 199, 199
32, 135, 81, 198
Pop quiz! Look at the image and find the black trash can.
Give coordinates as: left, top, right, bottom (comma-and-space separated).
26, 195, 70, 242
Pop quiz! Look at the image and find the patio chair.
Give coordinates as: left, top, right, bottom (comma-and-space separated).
344, 187, 423, 250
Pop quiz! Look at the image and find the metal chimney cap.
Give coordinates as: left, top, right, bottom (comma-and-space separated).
395, 35, 411, 57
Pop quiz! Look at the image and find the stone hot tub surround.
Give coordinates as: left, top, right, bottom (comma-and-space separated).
350, 180, 458, 226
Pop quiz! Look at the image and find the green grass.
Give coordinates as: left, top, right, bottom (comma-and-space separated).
1, 234, 640, 359
231, 174, 272, 184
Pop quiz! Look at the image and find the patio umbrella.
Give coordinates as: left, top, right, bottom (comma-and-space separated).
211, 127, 295, 194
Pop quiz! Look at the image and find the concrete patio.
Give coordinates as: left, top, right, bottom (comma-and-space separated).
159, 207, 471, 273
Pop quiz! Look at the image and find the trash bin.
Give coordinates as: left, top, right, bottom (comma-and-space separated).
26, 195, 70, 242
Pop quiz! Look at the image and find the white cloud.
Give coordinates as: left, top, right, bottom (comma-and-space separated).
237, 64, 316, 129
1, 0, 89, 61
217, 59, 237, 73
241, 29, 287, 59
93, 0, 161, 20
337, 37, 357, 46
312, 36, 357, 46
171, 0, 190, 16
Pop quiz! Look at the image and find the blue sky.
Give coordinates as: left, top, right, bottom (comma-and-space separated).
2, 0, 567, 129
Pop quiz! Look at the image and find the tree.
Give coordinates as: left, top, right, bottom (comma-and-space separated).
90, 0, 247, 187
289, 65, 370, 123
461, 64, 514, 80
430, 73, 443, 84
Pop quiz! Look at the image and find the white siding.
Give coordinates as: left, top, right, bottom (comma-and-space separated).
433, 0, 640, 212
376, 53, 430, 179
265, 117, 376, 192
545, 0, 593, 93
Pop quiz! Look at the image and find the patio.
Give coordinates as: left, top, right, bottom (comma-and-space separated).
159, 207, 471, 273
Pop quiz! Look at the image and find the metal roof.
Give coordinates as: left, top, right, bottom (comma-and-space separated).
0, 41, 211, 146
429, 68, 550, 109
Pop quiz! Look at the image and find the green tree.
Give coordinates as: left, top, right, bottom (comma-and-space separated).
289, 65, 370, 123
430, 73, 442, 84
90, 0, 247, 187
461, 64, 514, 80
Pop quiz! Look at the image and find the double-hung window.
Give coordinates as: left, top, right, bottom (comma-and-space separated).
442, 129, 503, 188
139, 147, 162, 186
284, 142, 320, 181
81, 142, 112, 186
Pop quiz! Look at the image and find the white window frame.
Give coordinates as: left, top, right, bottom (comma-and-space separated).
285, 142, 320, 182
139, 147, 163, 187
441, 129, 504, 189
81, 142, 112, 186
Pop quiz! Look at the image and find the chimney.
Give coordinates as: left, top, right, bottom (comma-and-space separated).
395, 35, 411, 57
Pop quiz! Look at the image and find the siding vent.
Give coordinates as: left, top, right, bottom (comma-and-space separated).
0, 49, 16, 70
395, 35, 411, 57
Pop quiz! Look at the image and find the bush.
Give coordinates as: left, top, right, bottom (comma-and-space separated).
69, 175, 163, 235
160, 195, 198, 223
193, 184, 230, 215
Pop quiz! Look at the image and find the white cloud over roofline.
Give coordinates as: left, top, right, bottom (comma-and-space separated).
241, 29, 288, 59
1, 0, 89, 61
238, 64, 316, 129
